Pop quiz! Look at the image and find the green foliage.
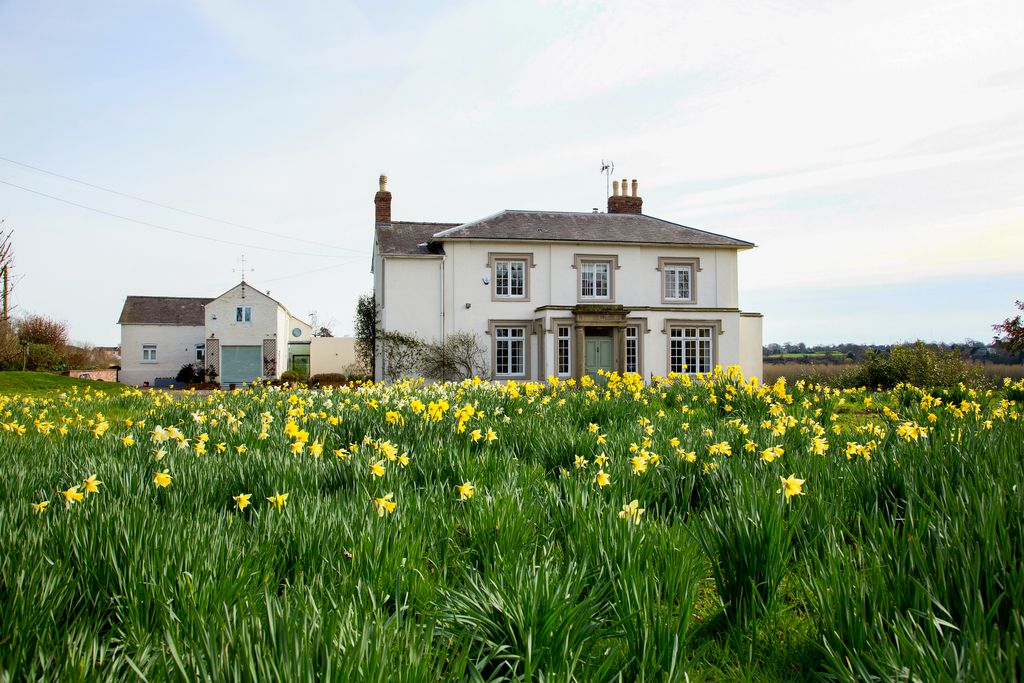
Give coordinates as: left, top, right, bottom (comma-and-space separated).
278, 370, 300, 382
697, 472, 796, 628
852, 341, 983, 389
993, 299, 1024, 353
0, 372, 1021, 680
354, 293, 378, 375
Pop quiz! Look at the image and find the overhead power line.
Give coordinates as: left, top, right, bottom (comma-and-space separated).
0, 178, 363, 259
0, 154, 363, 254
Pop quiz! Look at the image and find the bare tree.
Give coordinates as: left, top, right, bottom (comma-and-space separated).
420, 332, 488, 381
0, 225, 14, 325
379, 330, 423, 382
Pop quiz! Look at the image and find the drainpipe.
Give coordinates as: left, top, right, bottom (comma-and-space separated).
439, 257, 446, 382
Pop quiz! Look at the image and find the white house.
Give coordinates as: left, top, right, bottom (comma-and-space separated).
372, 175, 763, 382
117, 296, 210, 386
117, 282, 313, 386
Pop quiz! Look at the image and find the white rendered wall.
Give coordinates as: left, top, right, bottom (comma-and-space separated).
379, 238, 754, 381
119, 324, 204, 385
381, 257, 443, 342
310, 337, 359, 375
739, 315, 764, 381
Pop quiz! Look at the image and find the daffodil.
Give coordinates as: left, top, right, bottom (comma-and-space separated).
779, 474, 805, 499
121, 434, 134, 447
373, 492, 397, 516
153, 470, 172, 488
62, 485, 84, 506
83, 474, 102, 494
370, 460, 385, 477
267, 492, 289, 510
618, 499, 644, 523
457, 481, 475, 501
233, 493, 252, 511
595, 470, 610, 488
32, 500, 49, 513
485, 428, 497, 443
235, 444, 246, 454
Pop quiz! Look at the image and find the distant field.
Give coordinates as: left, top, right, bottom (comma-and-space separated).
763, 361, 1024, 385
2, 370, 1022, 681
0, 371, 128, 395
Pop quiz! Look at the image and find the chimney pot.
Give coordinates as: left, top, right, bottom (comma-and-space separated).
374, 174, 392, 225
612, 180, 620, 196
607, 176, 643, 214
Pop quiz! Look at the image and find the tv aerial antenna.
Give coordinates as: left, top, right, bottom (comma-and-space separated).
600, 160, 615, 201
234, 254, 254, 282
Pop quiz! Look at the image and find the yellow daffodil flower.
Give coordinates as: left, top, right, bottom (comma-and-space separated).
267, 492, 289, 510
457, 481, 475, 501
62, 485, 84, 506
153, 470, 172, 488
779, 474, 805, 499
618, 499, 644, 523
373, 492, 397, 516
233, 493, 252, 511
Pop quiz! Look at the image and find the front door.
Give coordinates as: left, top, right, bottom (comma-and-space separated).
584, 336, 614, 376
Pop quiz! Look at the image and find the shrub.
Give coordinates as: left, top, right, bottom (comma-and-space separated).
279, 370, 299, 383
419, 332, 488, 381
309, 373, 347, 385
851, 341, 983, 389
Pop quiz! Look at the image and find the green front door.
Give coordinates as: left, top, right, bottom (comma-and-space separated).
584, 336, 614, 376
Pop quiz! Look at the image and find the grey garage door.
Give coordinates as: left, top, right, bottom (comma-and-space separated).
221, 346, 262, 384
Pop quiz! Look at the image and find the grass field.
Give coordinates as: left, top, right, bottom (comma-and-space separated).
0, 371, 130, 396
2, 371, 1022, 681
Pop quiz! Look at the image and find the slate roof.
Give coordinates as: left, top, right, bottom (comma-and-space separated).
431, 210, 753, 248
376, 221, 458, 256
117, 296, 212, 326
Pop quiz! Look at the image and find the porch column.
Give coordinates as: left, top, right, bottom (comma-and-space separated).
617, 326, 627, 373
574, 325, 586, 379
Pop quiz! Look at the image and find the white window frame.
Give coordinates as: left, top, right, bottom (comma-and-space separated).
141, 344, 158, 362
668, 325, 714, 374
581, 262, 610, 299
494, 326, 526, 377
625, 326, 639, 374
235, 306, 252, 323
495, 259, 526, 298
195, 343, 205, 364
557, 325, 572, 376
663, 264, 692, 301
658, 257, 699, 304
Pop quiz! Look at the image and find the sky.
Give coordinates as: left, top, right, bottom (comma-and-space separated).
1, 0, 1022, 346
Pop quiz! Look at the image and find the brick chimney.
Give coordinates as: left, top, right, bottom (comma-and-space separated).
607, 177, 642, 214
374, 174, 392, 225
